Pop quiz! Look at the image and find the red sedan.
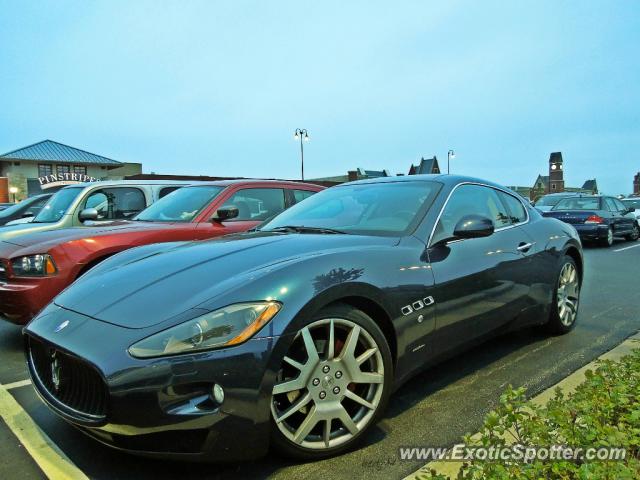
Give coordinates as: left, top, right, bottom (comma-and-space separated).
0, 180, 323, 324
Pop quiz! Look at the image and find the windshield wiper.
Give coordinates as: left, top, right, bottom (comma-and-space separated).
263, 225, 346, 234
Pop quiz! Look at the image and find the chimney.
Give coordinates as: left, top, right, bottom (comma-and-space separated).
347, 170, 358, 182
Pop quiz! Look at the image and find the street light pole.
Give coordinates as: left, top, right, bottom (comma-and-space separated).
447, 149, 455, 174
294, 128, 309, 180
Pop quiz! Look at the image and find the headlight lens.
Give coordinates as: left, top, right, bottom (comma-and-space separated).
128, 302, 281, 358
11, 254, 57, 276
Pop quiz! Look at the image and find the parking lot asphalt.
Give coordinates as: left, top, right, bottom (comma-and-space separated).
1, 241, 639, 480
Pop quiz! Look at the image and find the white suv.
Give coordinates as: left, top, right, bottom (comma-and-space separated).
0, 180, 191, 243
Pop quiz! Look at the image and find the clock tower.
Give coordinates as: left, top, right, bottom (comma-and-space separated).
548, 152, 564, 193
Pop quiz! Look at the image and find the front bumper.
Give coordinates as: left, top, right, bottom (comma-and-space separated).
571, 224, 610, 242
0, 276, 65, 325
24, 306, 291, 462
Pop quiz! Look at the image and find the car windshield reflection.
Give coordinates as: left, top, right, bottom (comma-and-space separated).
260, 181, 441, 236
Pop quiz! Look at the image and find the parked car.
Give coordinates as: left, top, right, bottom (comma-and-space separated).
0, 180, 322, 324
0, 194, 52, 226
534, 192, 581, 212
0, 180, 189, 244
543, 195, 639, 246
621, 197, 640, 224
25, 175, 583, 461
0, 203, 15, 211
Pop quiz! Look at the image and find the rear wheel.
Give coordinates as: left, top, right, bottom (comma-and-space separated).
270, 304, 392, 460
544, 256, 580, 334
625, 223, 639, 241
599, 227, 614, 247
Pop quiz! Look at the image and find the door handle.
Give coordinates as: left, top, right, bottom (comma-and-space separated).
517, 242, 535, 252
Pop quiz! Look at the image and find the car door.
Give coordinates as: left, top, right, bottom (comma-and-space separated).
604, 197, 624, 235
426, 184, 533, 354
613, 198, 635, 234
76, 187, 148, 225
196, 187, 288, 237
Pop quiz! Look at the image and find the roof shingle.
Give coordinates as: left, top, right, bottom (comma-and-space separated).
0, 140, 121, 166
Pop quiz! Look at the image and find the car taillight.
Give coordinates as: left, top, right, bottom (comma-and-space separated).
585, 215, 605, 224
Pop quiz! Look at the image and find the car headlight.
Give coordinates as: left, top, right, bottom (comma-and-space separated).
11, 254, 57, 277
128, 301, 282, 358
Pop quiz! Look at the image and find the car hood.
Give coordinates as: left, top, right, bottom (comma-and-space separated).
54, 232, 397, 329
1, 221, 180, 248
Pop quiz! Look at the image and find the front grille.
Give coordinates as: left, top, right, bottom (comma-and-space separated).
28, 336, 108, 420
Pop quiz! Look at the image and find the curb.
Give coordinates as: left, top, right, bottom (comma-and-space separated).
404, 331, 640, 480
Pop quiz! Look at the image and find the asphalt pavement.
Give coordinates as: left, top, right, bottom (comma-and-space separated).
1, 241, 639, 480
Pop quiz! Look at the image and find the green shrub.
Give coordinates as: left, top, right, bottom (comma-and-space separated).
418, 349, 640, 480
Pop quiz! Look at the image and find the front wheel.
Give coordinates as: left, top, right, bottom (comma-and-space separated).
544, 256, 580, 334
270, 304, 393, 460
625, 223, 639, 242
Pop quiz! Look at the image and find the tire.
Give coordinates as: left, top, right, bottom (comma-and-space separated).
599, 227, 614, 247
270, 303, 393, 460
624, 223, 639, 242
544, 255, 580, 334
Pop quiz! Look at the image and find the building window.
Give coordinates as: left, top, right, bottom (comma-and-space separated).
73, 165, 87, 175
57, 165, 71, 175
551, 183, 556, 190
38, 164, 53, 177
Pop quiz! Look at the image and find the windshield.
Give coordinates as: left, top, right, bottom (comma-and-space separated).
536, 195, 571, 207
33, 188, 83, 223
622, 199, 640, 209
134, 185, 225, 222
553, 197, 601, 211
260, 181, 441, 236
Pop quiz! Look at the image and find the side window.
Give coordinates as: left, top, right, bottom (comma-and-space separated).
220, 188, 286, 221
613, 198, 627, 212
159, 186, 181, 199
604, 198, 617, 212
292, 189, 316, 204
83, 188, 146, 220
432, 185, 511, 244
498, 191, 528, 224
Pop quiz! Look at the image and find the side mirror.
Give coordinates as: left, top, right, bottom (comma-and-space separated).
453, 215, 495, 239
212, 206, 239, 222
79, 208, 99, 222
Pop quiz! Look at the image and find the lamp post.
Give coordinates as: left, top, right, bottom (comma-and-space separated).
294, 128, 310, 180
9, 186, 18, 203
447, 149, 455, 174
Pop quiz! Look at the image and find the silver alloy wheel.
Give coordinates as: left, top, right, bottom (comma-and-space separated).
607, 227, 614, 245
557, 262, 580, 326
271, 318, 385, 450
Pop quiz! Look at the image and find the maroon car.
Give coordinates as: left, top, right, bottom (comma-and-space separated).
0, 180, 323, 324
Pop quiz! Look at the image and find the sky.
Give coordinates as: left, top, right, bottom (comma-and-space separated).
0, 0, 638, 194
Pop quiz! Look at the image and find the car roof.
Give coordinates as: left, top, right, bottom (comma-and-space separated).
539, 192, 581, 197
62, 179, 323, 190
340, 173, 512, 191
172, 179, 324, 188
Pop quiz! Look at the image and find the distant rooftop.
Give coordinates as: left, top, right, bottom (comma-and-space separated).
409, 156, 441, 175
0, 140, 122, 166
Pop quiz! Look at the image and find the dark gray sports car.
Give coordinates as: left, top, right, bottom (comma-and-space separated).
24, 175, 583, 461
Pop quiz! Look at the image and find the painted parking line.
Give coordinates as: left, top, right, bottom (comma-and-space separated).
4, 379, 32, 390
613, 242, 640, 253
0, 381, 88, 480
